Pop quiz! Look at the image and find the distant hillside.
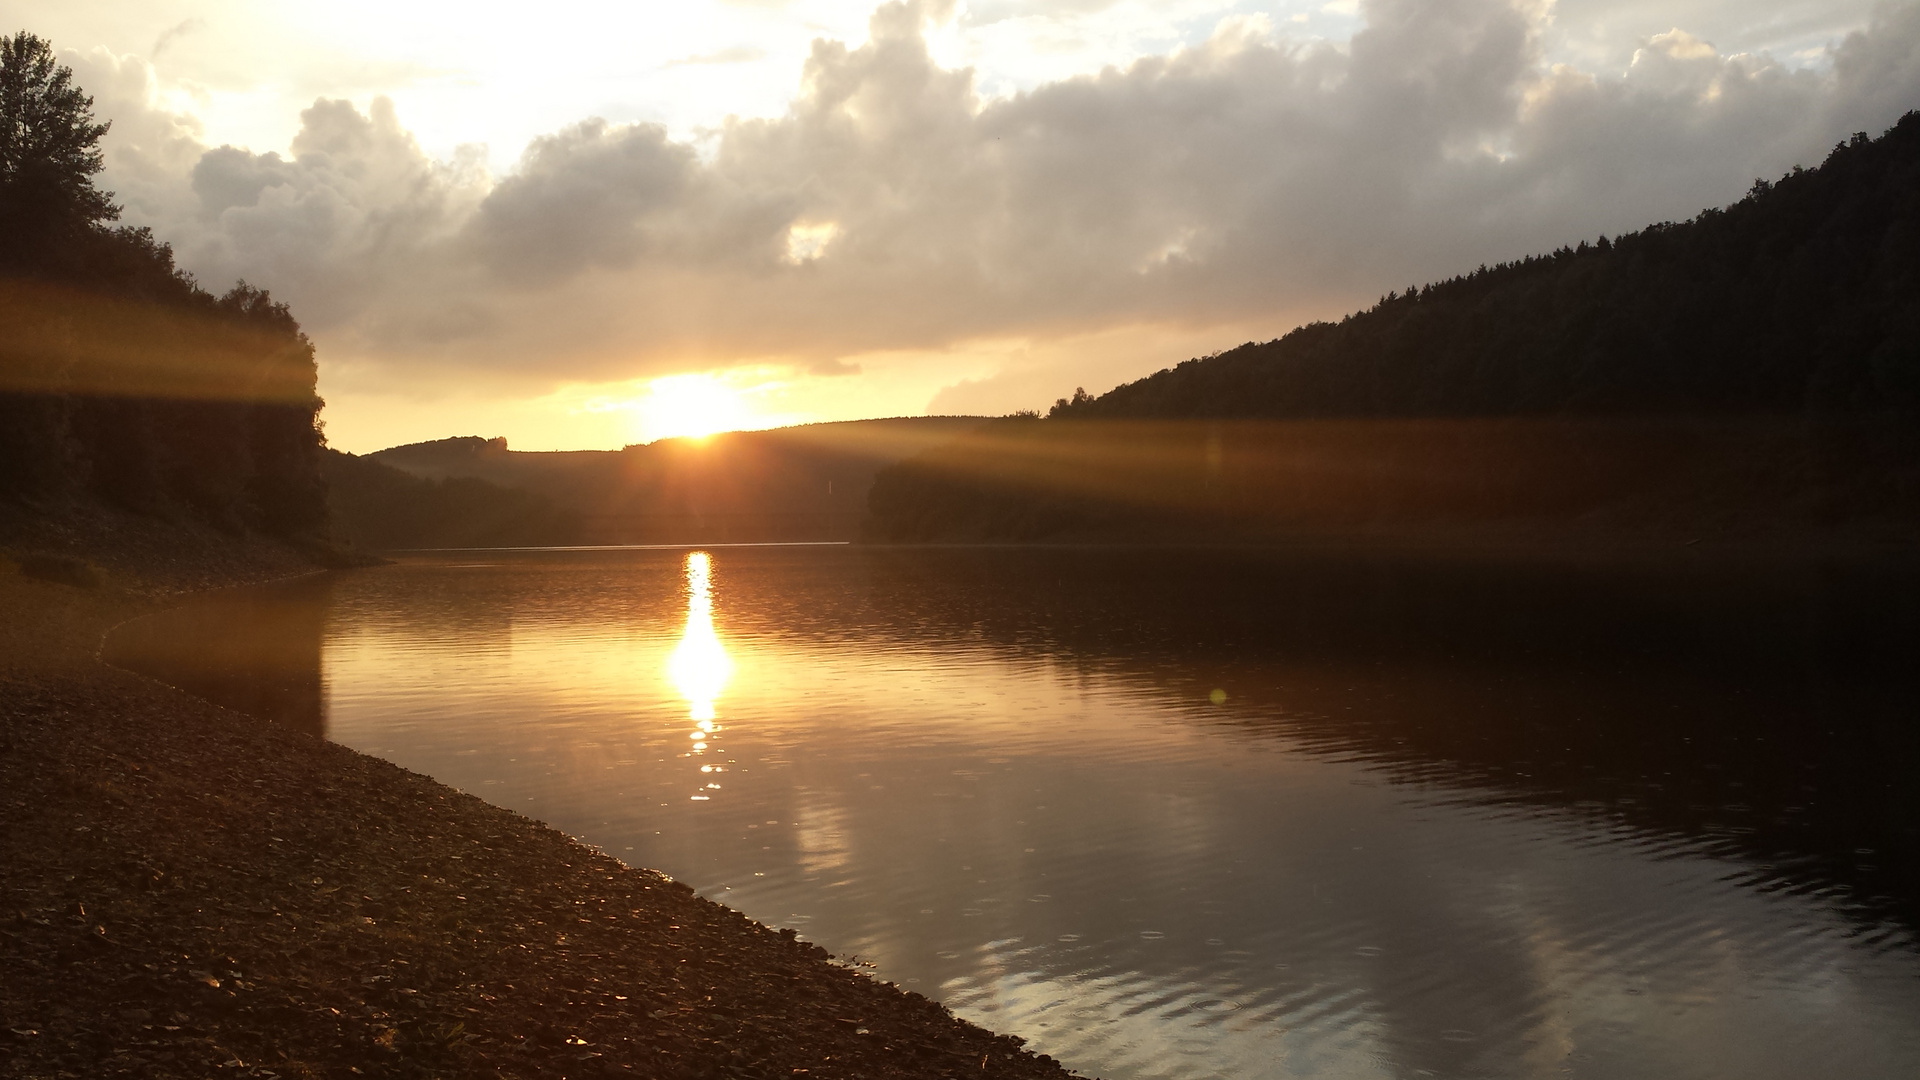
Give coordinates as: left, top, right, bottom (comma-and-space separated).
367, 417, 986, 546
869, 114, 1920, 548
1052, 114, 1920, 422
321, 449, 579, 551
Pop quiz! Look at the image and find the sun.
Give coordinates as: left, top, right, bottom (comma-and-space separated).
636, 374, 752, 442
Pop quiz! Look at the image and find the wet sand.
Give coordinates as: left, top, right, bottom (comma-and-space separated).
0, 532, 1080, 1079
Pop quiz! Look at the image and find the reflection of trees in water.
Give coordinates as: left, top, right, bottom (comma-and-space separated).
832, 547, 1920, 932
104, 575, 331, 740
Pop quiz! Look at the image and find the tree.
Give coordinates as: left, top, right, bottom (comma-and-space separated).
0, 30, 116, 271
1048, 387, 1092, 417
0, 34, 330, 536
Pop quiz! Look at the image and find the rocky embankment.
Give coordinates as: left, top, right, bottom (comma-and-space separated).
0, 522, 1080, 1080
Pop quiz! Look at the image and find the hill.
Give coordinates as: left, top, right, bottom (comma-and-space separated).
1052, 115, 1920, 421
867, 114, 1920, 548
320, 449, 581, 551
358, 417, 986, 547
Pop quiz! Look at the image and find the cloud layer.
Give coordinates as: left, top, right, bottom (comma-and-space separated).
68, 0, 1920, 430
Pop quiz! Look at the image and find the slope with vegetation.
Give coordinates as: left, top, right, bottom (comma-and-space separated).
0, 32, 328, 548
1056, 119, 1920, 420
869, 114, 1920, 547
321, 448, 581, 551
352, 417, 986, 548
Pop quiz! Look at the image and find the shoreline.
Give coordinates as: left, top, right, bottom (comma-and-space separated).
0, 538, 1082, 1079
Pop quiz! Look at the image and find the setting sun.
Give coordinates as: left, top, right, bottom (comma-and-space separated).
635, 374, 752, 443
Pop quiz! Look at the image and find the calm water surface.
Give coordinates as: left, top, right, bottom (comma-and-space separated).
116, 545, 1920, 1079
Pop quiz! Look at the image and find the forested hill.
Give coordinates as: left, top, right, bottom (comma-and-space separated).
868, 114, 1920, 546
0, 32, 327, 544
346, 417, 986, 547
1052, 113, 1920, 421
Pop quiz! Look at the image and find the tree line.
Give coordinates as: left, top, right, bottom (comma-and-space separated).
0, 31, 326, 538
871, 113, 1920, 543
1050, 114, 1920, 421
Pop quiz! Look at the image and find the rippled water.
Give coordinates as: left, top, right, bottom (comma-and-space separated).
114, 545, 1920, 1079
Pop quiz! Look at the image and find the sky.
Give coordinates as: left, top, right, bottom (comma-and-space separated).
6, 0, 1920, 451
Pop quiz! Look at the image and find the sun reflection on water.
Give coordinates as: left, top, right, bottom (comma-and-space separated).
669, 551, 731, 720
668, 551, 732, 799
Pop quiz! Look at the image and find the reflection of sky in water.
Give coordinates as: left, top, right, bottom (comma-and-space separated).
321, 548, 1920, 1080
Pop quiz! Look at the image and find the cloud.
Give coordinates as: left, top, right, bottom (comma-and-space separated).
1544, 0, 1881, 69
472, 119, 698, 284
1831, 0, 1920, 124
80, 0, 1920, 413
64, 48, 204, 224
178, 97, 486, 341
149, 18, 204, 59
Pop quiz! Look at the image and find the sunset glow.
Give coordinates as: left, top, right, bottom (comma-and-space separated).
17, 0, 1911, 453
634, 374, 754, 444
10, 0, 1920, 1072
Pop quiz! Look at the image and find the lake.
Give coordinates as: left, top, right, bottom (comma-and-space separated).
110, 544, 1920, 1079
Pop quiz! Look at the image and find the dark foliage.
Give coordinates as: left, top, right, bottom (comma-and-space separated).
321, 449, 581, 551
362, 420, 985, 546
0, 32, 327, 538
1054, 115, 1920, 421
871, 114, 1920, 544
0, 30, 115, 272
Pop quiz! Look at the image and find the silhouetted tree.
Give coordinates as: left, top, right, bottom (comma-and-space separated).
0, 30, 115, 275
1048, 387, 1093, 417
0, 32, 109, 496
0, 32, 329, 539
